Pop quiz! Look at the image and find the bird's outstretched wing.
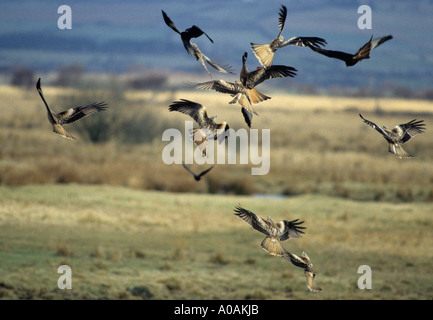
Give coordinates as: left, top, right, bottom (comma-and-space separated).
234, 205, 272, 236
182, 161, 198, 177
249, 43, 275, 67
397, 119, 425, 143
56, 102, 108, 124
353, 36, 374, 61
308, 44, 354, 64
202, 53, 234, 74
185, 25, 213, 43
282, 36, 327, 48
370, 35, 393, 51
168, 99, 209, 127
161, 10, 181, 34
280, 219, 306, 241
359, 113, 391, 140
277, 5, 287, 37
36, 78, 57, 125
194, 80, 243, 96
197, 165, 214, 178
248, 65, 297, 88
283, 250, 310, 269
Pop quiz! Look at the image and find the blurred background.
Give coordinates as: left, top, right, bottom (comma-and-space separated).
0, 0, 432, 300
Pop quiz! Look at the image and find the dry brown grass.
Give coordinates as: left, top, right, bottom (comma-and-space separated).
1, 84, 433, 201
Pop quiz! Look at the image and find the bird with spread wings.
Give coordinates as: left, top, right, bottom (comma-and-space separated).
234, 205, 305, 256
169, 99, 230, 156
36, 78, 108, 140
308, 35, 392, 67
359, 114, 425, 158
250, 5, 327, 67
194, 52, 297, 127
162, 10, 233, 76
182, 162, 214, 181
282, 250, 322, 292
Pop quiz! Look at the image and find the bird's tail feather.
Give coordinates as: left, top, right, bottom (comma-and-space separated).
261, 237, 285, 256
53, 124, 76, 140
247, 88, 270, 110
389, 143, 413, 159
305, 271, 322, 292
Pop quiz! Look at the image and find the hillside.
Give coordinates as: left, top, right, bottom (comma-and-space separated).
1, 0, 432, 89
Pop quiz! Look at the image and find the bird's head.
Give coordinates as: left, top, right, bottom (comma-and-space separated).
242, 52, 248, 63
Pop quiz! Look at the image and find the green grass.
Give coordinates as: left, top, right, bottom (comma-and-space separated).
0, 184, 432, 300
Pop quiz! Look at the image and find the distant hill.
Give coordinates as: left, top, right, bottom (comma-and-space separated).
0, 0, 432, 89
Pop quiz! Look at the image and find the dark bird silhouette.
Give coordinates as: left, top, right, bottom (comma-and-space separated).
282, 250, 322, 292
308, 35, 393, 67
162, 10, 232, 76
169, 99, 229, 156
36, 78, 108, 140
359, 114, 425, 159
251, 5, 327, 67
234, 205, 305, 256
194, 52, 296, 127
182, 162, 214, 181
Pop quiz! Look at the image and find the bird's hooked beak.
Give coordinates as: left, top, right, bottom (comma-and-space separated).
210, 115, 217, 121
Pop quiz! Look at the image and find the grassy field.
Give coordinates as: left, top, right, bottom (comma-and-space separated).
1, 83, 433, 199
0, 83, 432, 300
0, 184, 432, 300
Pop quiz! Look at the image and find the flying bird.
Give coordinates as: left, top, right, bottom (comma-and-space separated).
182, 162, 214, 181
234, 205, 305, 257
193, 52, 296, 127
251, 5, 327, 67
359, 114, 425, 159
36, 78, 108, 140
282, 250, 322, 292
162, 10, 233, 76
169, 99, 229, 156
192, 79, 263, 127
308, 35, 393, 67
240, 52, 297, 90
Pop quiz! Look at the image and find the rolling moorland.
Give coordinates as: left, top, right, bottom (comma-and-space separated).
0, 80, 432, 300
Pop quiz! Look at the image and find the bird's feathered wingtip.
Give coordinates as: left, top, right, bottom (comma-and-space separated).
233, 204, 245, 215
